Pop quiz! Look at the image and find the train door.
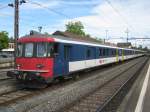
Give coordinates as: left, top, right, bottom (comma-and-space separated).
118, 49, 122, 61
53, 43, 64, 77
63, 45, 72, 75
116, 49, 119, 62
85, 47, 96, 68
122, 49, 124, 61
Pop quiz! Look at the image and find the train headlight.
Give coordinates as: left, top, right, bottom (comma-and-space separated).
16, 64, 21, 69
16, 64, 21, 67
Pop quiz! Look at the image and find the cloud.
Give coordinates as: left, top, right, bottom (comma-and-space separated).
62, 0, 150, 48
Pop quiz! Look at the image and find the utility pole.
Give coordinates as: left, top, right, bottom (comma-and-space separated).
105, 30, 109, 39
125, 28, 129, 43
104, 39, 105, 44
8, 0, 26, 67
14, 0, 19, 59
104, 30, 108, 44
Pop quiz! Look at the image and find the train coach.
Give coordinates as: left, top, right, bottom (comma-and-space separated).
7, 34, 144, 85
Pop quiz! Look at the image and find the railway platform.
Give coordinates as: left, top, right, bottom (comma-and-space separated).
117, 58, 150, 112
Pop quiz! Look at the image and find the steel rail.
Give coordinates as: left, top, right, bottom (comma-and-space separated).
96, 58, 148, 112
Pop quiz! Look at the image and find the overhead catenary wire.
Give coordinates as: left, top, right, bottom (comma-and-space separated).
1, 0, 105, 32
0, 0, 134, 37
27, 0, 133, 43
26, 0, 72, 19
26, 0, 111, 35
0, 5, 8, 10
104, 0, 134, 30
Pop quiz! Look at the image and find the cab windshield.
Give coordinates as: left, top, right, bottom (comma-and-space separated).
37, 43, 47, 57
25, 43, 34, 57
17, 42, 53, 58
17, 43, 23, 57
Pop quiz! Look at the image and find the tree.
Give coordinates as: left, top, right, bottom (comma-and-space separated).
0, 31, 9, 50
65, 21, 86, 36
44, 32, 51, 36
9, 37, 14, 43
95, 37, 103, 43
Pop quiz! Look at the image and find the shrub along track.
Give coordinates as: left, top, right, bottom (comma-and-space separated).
0, 57, 146, 112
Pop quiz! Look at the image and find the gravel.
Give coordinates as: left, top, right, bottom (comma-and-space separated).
0, 80, 18, 95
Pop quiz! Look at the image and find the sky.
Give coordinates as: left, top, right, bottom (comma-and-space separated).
0, 0, 150, 48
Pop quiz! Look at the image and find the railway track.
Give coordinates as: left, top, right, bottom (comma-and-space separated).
62, 57, 148, 112
0, 90, 32, 104
0, 57, 146, 112
0, 68, 13, 80
0, 77, 12, 81
97, 58, 149, 112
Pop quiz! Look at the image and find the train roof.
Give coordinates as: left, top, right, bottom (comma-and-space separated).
19, 34, 144, 52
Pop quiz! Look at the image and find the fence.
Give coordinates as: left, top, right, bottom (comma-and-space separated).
0, 58, 14, 68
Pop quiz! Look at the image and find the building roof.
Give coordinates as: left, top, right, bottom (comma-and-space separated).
53, 31, 103, 44
117, 42, 132, 48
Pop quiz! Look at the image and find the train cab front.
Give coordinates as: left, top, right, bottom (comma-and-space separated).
7, 37, 55, 84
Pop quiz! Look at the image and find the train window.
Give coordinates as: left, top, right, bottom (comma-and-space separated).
17, 43, 23, 57
99, 48, 102, 56
86, 49, 91, 58
105, 48, 108, 56
114, 49, 116, 56
124, 50, 126, 55
37, 43, 47, 57
47, 43, 54, 57
53, 43, 59, 54
105, 49, 107, 56
103, 48, 106, 56
112, 49, 114, 56
64, 45, 71, 60
101, 49, 103, 56
107, 49, 109, 56
25, 43, 33, 57
119, 49, 122, 56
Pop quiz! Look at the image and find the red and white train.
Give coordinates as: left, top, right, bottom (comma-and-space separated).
7, 34, 144, 86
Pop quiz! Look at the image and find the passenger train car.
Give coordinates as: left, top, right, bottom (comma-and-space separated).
7, 34, 144, 84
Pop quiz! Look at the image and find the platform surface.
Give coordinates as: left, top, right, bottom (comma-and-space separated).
117, 59, 150, 112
